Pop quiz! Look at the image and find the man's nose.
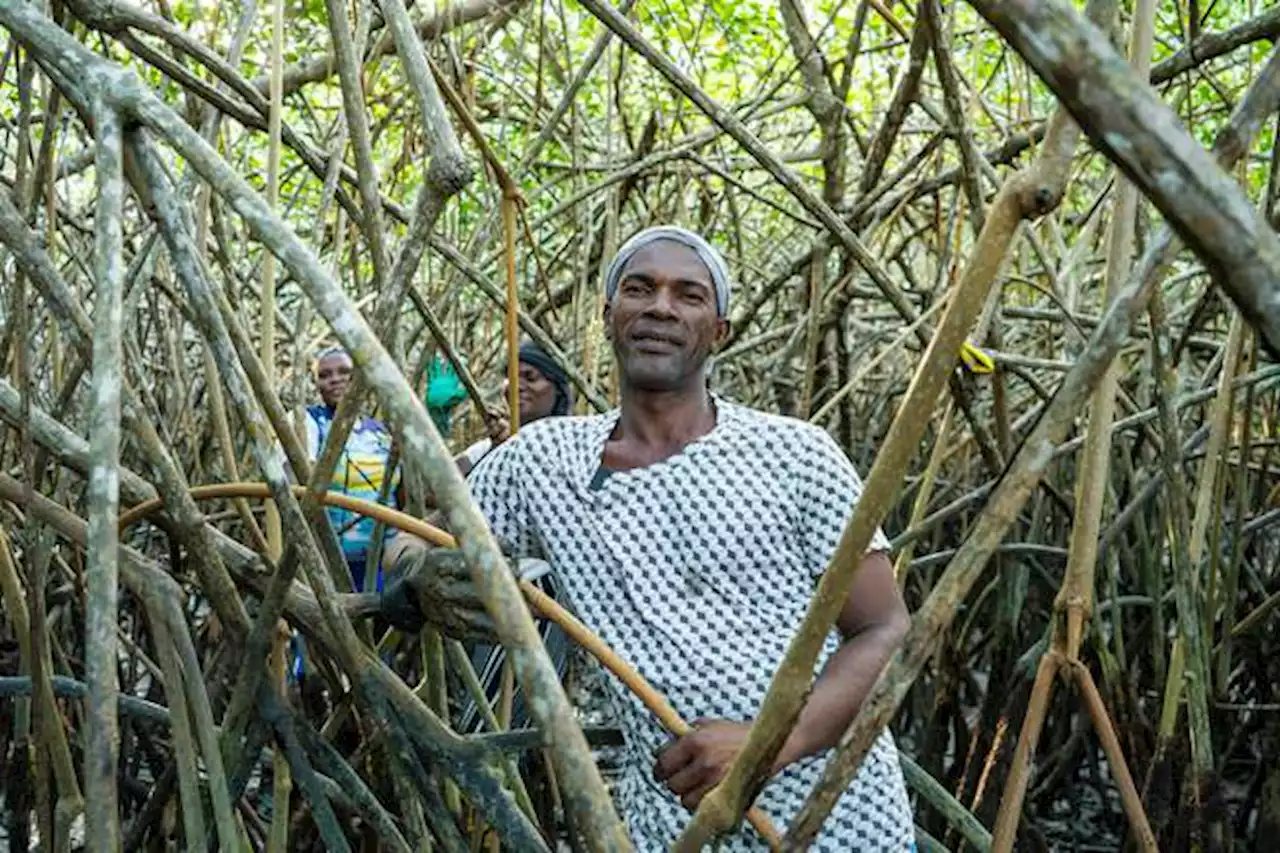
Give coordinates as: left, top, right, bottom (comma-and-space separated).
643, 285, 678, 317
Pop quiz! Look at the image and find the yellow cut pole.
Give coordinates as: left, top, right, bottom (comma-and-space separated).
503, 194, 520, 432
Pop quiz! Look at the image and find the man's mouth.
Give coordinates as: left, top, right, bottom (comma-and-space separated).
629, 329, 683, 352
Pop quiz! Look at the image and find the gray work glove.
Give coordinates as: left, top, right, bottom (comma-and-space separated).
381, 546, 497, 641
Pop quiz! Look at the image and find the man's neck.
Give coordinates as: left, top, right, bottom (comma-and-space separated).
614, 383, 716, 452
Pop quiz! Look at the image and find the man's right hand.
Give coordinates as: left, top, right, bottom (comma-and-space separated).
380, 544, 496, 641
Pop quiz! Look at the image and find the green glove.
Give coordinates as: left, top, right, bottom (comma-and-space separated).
425, 353, 468, 437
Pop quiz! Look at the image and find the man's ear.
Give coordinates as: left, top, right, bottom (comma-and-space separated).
602, 302, 615, 341
714, 317, 731, 349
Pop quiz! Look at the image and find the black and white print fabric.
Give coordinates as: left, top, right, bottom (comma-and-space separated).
468, 399, 915, 851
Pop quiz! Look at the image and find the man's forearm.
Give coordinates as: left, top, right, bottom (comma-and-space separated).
772, 619, 908, 770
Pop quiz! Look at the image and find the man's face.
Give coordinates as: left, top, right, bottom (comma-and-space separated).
605, 241, 728, 392
504, 362, 557, 425
315, 352, 353, 408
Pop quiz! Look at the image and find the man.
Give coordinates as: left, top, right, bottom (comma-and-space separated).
456, 340, 573, 477
385, 226, 914, 850
305, 345, 400, 592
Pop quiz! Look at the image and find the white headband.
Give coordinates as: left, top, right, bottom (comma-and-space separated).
603, 226, 732, 316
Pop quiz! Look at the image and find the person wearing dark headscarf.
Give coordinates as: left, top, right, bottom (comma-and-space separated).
442, 341, 576, 740
456, 341, 572, 476
512, 340, 573, 419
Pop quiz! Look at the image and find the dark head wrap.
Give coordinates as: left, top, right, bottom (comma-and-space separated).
515, 342, 572, 417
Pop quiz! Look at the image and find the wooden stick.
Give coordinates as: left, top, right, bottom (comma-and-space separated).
1070, 661, 1158, 851
990, 652, 1060, 851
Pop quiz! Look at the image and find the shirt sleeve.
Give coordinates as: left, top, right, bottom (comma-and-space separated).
790, 425, 891, 579
462, 438, 493, 470
466, 437, 538, 557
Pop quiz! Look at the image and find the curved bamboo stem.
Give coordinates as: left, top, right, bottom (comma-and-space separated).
116, 479, 783, 847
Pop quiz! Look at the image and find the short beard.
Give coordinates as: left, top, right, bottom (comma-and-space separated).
616, 346, 709, 393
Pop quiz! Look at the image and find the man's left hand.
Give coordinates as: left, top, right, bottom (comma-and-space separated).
654, 719, 759, 810
379, 545, 496, 641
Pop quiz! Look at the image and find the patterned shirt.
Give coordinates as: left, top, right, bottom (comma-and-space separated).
304, 404, 400, 582
468, 399, 914, 851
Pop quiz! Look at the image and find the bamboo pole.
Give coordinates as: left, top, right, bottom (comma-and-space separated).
677, 180, 1025, 850
9, 51, 64, 850
0, 526, 33, 765
1148, 283, 1217, 826
1190, 315, 1247, 570
504, 195, 521, 430
202, 345, 271, 554
267, 624, 293, 853
0, 526, 84, 840
891, 402, 953, 584
1215, 332, 1255, 692
798, 244, 825, 419
1072, 661, 1157, 850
